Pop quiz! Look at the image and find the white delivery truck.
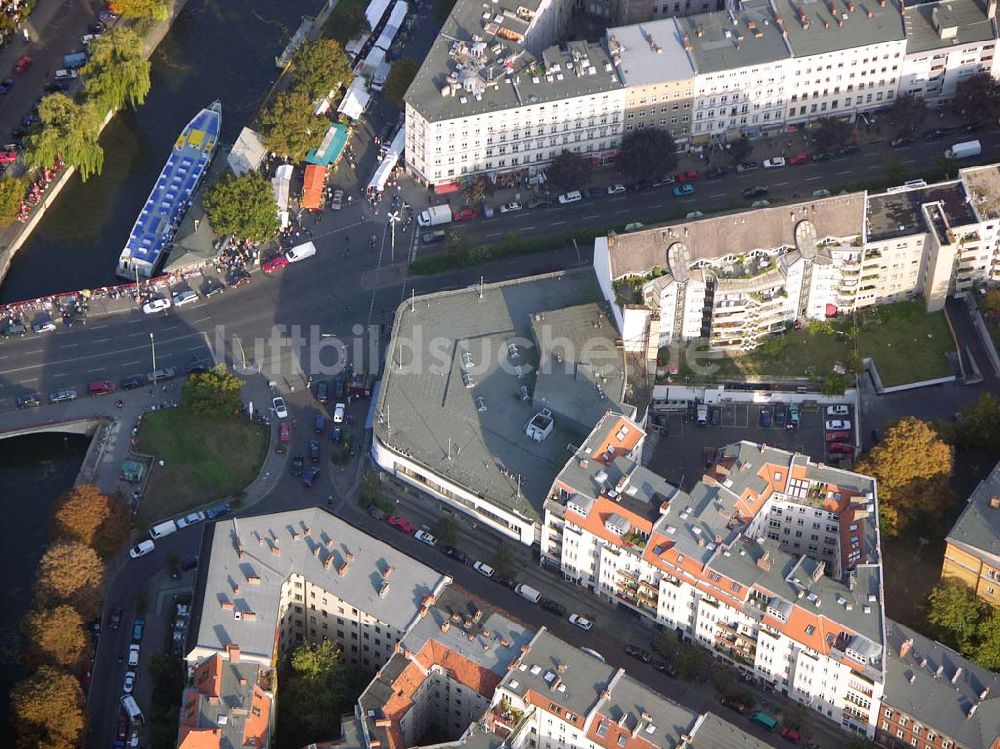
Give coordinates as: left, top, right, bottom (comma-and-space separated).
149, 519, 178, 539
121, 694, 144, 728
514, 583, 541, 603
945, 140, 981, 160
285, 241, 317, 262
417, 205, 453, 228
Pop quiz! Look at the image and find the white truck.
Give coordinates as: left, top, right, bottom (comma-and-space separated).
514, 583, 541, 603
945, 140, 981, 160
417, 205, 453, 228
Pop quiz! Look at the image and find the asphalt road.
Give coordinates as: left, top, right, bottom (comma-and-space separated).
445, 121, 1000, 251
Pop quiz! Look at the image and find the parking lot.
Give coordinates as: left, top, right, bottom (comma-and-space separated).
648, 400, 850, 491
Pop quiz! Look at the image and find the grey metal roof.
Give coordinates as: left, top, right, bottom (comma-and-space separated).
884, 619, 1000, 749
946, 458, 1000, 563
691, 712, 773, 748
773, 0, 906, 58
606, 19, 695, 86
675, 0, 791, 74
404, 0, 624, 125
374, 270, 630, 522
905, 0, 998, 55
191, 508, 450, 662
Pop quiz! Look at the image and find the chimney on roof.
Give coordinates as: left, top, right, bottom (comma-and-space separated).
935, 665, 945, 679
899, 638, 913, 658
952, 667, 964, 684
908, 673, 917, 684
990, 495, 1000, 509
441, 619, 451, 633
967, 704, 978, 720
379, 581, 390, 598
980, 687, 991, 701
756, 550, 773, 572
990, 0, 997, 20
227, 644, 240, 663
338, 562, 349, 576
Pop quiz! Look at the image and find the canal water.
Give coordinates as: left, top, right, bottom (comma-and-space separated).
0, 433, 90, 734
0, 0, 318, 303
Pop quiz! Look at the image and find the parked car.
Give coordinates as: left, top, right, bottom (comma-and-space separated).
272, 396, 288, 419
558, 190, 582, 204
742, 186, 770, 200
721, 697, 747, 714
961, 121, 985, 133
828, 442, 853, 455
759, 407, 772, 428
736, 161, 759, 172
14, 55, 32, 74
414, 530, 437, 546
584, 187, 604, 198
499, 201, 523, 213
780, 727, 801, 743
826, 404, 850, 417
387, 515, 415, 533
176, 511, 205, 529
314, 412, 326, 434
0, 149, 17, 163
308, 439, 321, 463
568, 613, 593, 631
121, 374, 145, 390
330, 189, 344, 209
302, 467, 320, 487
129, 540, 154, 559
441, 545, 470, 564
825, 419, 852, 431
333, 402, 345, 423
88, 380, 115, 396
128, 644, 140, 667
0, 78, 13, 95
825, 430, 850, 443
1, 316, 27, 337
262, 255, 289, 274
330, 427, 343, 443
110, 608, 124, 630
421, 229, 447, 244
473, 560, 495, 577
672, 184, 694, 196
624, 644, 652, 663
453, 206, 477, 221
763, 156, 786, 169
142, 297, 171, 315
774, 407, 786, 428
290, 455, 305, 476
890, 135, 915, 148
674, 169, 700, 183
704, 166, 729, 179
836, 143, 860, 156
629, 180, 652, 192
540, 599, 566, 616
204, 278, 225, 297
787, 152, 810, 165
17, 392, 42, 409
204, 503, 230, 519
49, 388, 78, 404
607, 183, 626, 195
184, 356, 213, 374
528, 197, 552, 209
122, 671, 136, 695
315, 380, 329, 403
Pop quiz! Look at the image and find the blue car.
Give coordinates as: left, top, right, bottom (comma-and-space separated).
673, 184, 695, 197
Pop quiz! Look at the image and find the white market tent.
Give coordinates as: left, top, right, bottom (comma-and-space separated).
373, 1, 408, 51
338, 76, 372, 120
272, 163, 293, 212
366, 126, 405, 194
365, 0, 392, 29
227, 128, 266, 177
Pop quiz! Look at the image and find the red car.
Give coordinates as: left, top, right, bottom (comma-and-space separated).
116, 714, 128, 741
262, 255, 289, 274
780, 727, 801, 743
109, 608, 123, 630
674, 169, 700, 183
453, 206, 477, 222
387, 515, 414, 533
788, 152, 810, 165
0, 150, 18, 164
824, 430, 849, 443
14, 55, 32, 74
828, 442, 853, 455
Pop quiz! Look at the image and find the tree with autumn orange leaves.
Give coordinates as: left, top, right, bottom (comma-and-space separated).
11, 666, 86, 749
50, 484, 131, 558
35, 541, 105, 618
22, 605, 89, 669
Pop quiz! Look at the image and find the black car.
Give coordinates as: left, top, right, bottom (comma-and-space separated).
181, 556, 199, 571
421, 229, 447, 245
961, 121, 985, 133
1, 316, 27, 337
720, 697, 747, 714
17, 392, 41, 408
334, 374, 346, 399
43, 81, 68, 93
315, 380, 329, 403
203, 278, 225, 297
290, 455, 305, 476
440, 545, 470, 564
121, 374, 145, 390
539, 598, 566, 617
0, 79, 12, 94
313, 412, 325, 434
62, 310, 86, 326
922, 127, 952, 141
584, 187, 604, 198
741, 186, 769, 200
629, 180, 652, 192
528, 198, 552, 209
653, 662, 679, 678
704, 166, 729, 179
184, 357, 212, 374
890, 136, 914, 148
624, 644, 652, 663
330, 427, 343, 444
812, 151, 835, 162
88, 22, 105, 33
308, 439, 321, 463
227, 269, 251, 288
836, 143, 860, 156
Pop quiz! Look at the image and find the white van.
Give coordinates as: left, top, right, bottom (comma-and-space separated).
121, 694, 144, 728
514, 583, 541, 603
54, 69, 78, 80
285, 241, 317, 263
149, 519, 178, 539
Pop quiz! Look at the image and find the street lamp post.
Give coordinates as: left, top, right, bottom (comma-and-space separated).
388, 210, 401, 265
149, 333, 157, 377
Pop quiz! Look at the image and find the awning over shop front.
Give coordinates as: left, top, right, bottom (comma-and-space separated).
227, 127, 266, 177
301, 164, 327, 210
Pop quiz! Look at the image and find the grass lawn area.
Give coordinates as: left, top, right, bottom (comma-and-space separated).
856, 301, 954, 387
135, 409, 268, 527
323, 0, 369, 44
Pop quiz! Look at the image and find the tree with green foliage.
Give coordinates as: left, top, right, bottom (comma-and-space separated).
728, 135, 753, 165
884, 93, 927, 137
952, 72, 1000, 122
322, 0, 370, 44
462, 175, 494, 205
11, 665, 86, 749
433, 516, 458, 546
0, 176, 23, 225
974, 608, 1000, 670
147, 655, 185, 749
617, 127, 677, 182
110, 0, 169, 20
492, 543, 518, 578
546, 150, 593, 192
82, 27, 151, 112
203, 171, 279, 242
955, 393, 1000, 455
278, 640, 365, 747
25, 94, 104, 181
674, 642, 712, 682
883, 155, 907, 186
983, 289, 1000, 315
383, 58, 419, 107
181, 365, 244, 417
855, 417, 953, 536
811, 116, 855, 153
925, 579, 983, 653
259, 91, 327, 161
291, 39, 353, 101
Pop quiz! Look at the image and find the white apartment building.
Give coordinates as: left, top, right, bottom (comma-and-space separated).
540, 412, 887, 738
594, 165, 1000, 353
900, 0, 1000, 106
